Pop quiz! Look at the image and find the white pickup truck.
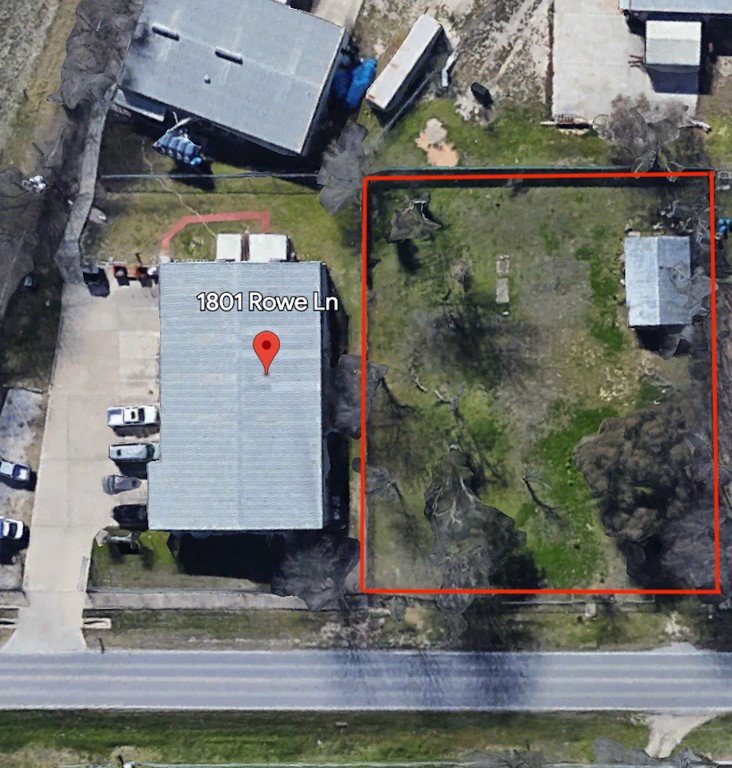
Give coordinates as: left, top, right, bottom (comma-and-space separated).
107, 405, 159, 428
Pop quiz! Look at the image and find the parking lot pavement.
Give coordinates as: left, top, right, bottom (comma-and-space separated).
4, 278, 159, 653
552, 0, 697, 122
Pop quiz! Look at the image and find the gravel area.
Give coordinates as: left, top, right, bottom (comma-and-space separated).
0, 388, 44, 590
354, 0, 550, 114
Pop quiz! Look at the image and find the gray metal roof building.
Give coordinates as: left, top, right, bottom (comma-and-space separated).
115, 0, 348, 155
148, 260, 328, 531
624, 236, 691, 327
619, 0, 732, 14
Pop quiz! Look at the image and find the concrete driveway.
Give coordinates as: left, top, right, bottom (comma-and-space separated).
4, 277, 159, 653
552, 0, 698, 122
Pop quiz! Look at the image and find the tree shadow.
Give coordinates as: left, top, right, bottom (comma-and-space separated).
395, 240, 420, 273
457, 597, 535, 650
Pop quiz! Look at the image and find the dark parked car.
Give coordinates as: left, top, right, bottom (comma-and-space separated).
82, 265, 110, 297
102, 475, 142, 495
112, 504, 148, 531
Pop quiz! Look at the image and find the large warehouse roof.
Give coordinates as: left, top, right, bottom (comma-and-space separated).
116, 0, 347, 154
620, 0, 732, 13
148, 261, 326, 531
624, 236, 691, 327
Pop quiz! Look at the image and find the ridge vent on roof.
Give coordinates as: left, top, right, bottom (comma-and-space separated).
215, 47, 244, 65
151, 24, 180, 41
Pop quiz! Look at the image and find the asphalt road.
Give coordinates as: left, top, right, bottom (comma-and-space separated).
1, 650, 731, 710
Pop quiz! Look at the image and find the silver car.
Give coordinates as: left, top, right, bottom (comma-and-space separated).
0, 517, 26, 541
0, 458, 32, 487
108, 442, 160, 463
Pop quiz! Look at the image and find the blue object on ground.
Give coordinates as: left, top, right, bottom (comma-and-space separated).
153, 129, 204, 167
332, 66, 352, 101
345, 58, 377, 110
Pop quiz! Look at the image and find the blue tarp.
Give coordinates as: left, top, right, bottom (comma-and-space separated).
154, 129, 203, 167
332, 66, 351, 102
345, 59, 377, 110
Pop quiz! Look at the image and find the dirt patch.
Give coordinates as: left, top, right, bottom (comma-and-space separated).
454, 0, 550, 109
415, 118, 460, 165
353, 0, 549, 119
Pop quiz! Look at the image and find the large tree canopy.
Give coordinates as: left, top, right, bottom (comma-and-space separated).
424, 450, 527, 617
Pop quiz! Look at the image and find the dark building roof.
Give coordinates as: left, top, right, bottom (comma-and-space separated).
116, 0, 347, 154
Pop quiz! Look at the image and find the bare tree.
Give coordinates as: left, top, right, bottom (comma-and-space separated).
593, 95, 693, 173
388, 194, 441, 242
317, 123, 369, 215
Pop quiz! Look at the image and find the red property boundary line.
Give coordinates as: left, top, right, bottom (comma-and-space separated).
160, 210, 271, 253
359, 169, 720, 596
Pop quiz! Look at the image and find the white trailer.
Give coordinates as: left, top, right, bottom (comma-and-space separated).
366, 15, 443, 113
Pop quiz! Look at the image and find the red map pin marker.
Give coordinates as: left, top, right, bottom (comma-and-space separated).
253, 331, 280, 375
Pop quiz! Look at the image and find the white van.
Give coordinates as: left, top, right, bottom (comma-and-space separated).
108, 443, 160, 463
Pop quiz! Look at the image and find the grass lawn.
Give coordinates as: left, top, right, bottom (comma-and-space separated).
359, 98, 611, 170
684, 715, 732, 760
0, 711, 651, 767
84, 609, 341, 650
365, 179, 700, 591
494, 608, 684, 651
0, 1, 76, 170
89, 532, 214, 591
88, 182, 361, 342
83, 604, 454, 651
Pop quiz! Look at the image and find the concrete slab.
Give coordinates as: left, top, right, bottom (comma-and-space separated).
119, 331, 159, 360
552, 0, 697, 121
4, 280, 160, 653
311, 0, 364, 30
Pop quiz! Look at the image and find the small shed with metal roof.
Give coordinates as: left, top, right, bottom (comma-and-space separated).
624, 235, 692, 327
